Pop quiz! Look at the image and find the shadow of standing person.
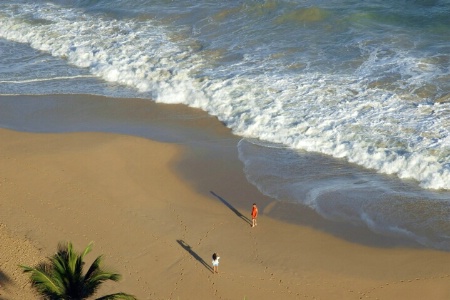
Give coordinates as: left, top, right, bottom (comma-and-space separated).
210, 191, 252, 226
177, 239, 213, 273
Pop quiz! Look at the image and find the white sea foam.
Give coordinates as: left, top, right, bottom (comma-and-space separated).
1, 2, 450, 191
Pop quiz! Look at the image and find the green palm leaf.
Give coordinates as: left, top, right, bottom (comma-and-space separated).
96, 293, 138, 300
20, 264, 61, 298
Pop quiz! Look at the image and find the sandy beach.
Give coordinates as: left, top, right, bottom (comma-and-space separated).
1, 97, 450, 299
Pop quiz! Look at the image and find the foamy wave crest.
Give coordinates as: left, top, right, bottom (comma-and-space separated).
0, 3, 207, 101
210, 74, 450, 190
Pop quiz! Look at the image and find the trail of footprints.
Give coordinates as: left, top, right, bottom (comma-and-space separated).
354, 274, 450, 299
169, 202, 218, 298
206, 226, 306, 299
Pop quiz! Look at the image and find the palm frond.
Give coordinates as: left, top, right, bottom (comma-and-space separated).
19, 265, 61, 296
85, 269, 122, 296
95, 292, 137, 300
81, 241, 94, 259
85, 255, 103, 280
90, 272, 121, 283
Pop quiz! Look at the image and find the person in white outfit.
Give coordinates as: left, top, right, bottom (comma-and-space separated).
212, 253, 220, 274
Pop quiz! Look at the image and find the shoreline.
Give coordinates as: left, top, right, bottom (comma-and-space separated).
0, 94, 429, 249
1, 95, 450, 299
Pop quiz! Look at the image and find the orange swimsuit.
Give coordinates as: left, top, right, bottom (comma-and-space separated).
251, 206, 258, 219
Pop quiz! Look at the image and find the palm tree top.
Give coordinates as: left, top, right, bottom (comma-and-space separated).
20, 241, 137, 300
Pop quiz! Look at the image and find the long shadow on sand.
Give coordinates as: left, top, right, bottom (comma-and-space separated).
177, 239, 213, 273
210, 191, 252, 226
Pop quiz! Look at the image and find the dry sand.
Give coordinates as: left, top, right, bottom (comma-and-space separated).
1, 126, 450, 300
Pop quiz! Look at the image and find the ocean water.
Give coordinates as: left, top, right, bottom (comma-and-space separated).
1, 0, 450, 249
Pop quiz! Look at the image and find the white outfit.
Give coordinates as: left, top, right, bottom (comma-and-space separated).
212, 257, 220, 266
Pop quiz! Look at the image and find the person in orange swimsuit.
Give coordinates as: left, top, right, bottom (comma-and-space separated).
251, 203, 258, 227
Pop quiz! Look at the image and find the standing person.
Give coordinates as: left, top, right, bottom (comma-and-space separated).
212, 253, 220, 274
251, 203, 258, 227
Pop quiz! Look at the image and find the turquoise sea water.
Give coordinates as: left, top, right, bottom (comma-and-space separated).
1, 0, 450, 249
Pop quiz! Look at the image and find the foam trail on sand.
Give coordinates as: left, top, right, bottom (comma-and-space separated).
237, 138, 450, 250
